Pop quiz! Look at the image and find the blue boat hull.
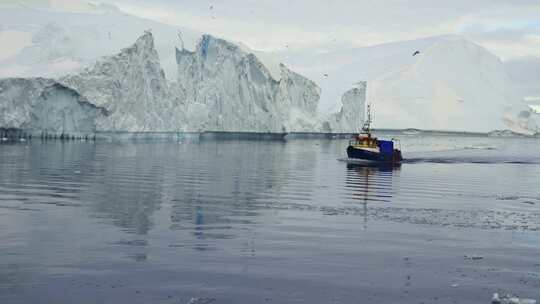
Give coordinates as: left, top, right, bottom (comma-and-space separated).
346, 146, 402, 163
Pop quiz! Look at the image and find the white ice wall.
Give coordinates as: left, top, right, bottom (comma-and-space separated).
175, 35, 323, 132
1, 32, 364, 134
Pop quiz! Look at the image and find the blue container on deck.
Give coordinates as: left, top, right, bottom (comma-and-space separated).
378, 140, 394, 155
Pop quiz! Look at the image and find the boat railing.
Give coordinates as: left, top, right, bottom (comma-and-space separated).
391, 138, 402, 150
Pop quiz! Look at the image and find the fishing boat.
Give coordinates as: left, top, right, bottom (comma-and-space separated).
346, 104, 403, 164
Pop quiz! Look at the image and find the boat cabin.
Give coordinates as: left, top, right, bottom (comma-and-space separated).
350, 134, 379, 149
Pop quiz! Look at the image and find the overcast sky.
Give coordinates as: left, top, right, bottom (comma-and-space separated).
102, 0, 540, 61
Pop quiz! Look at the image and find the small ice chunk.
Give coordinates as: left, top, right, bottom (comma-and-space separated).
187, 298, 216, 304
492, 293, 536, 304
497, 195, 520, 201
464, 254, 483, 260
508, 298, 520, 304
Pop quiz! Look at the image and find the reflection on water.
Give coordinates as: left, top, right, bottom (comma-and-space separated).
1, 137, 540, 303
1, 139, 540, 245
345, 163, 400, 227
346, 163, 400, 203
1, 139, 540, 242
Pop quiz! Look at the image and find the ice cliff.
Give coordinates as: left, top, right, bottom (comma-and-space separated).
59, 31, 184, 132
322, 82, 366, 133
0, 32, 364, 135
175, 35, 322, 132
0, 78, 107, 137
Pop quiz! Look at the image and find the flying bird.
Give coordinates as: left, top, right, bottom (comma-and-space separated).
412, 50, 420, 56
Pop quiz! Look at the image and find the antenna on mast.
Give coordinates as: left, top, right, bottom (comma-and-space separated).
362, 103, 372, 135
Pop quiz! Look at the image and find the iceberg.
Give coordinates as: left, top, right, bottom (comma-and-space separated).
0, 77, 107, 138
0, 4, 200, 80
175, 35, 321, 132
59, 31, 184, 132
322, 82, 366, 133
282, 35, 533, 134
0, 31, 365, 136
502, 105, 540, 135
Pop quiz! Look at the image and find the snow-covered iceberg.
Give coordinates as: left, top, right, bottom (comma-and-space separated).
0, 77, 107, 137
0, 31, 365, 136
59, 31, 184, 132
175, 35, 322, 132
322, 82, 366, 133
503, 105, 540, 135
282, 35, 534, 134
0, 3, 200, 80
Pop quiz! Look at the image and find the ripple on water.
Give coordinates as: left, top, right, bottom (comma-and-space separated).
1, 138, 540, 302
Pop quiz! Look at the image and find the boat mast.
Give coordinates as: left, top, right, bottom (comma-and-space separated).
362, 103, 372, 135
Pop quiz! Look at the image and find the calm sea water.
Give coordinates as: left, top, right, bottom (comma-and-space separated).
1, 132, 540, 304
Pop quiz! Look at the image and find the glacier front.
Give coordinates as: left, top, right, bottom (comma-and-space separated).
0, 31, 365, 136
0, 78, 107, 138
59, 31, 184, 132
175, 35, 322, 132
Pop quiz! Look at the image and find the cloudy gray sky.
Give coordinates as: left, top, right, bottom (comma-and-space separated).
104, 0, 540, 61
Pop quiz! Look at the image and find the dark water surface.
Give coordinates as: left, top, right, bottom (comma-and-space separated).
1, 133, 540, 303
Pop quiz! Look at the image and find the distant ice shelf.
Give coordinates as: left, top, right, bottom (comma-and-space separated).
281, 35, 539, 134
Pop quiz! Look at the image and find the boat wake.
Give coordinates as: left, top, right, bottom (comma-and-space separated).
397, 145, 540, 165
402, 157, 540, 164
339, 156, 540, 165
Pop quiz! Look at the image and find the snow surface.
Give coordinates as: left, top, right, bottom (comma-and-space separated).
0, 2, 283, 82
0, 30, 33, 60
0, 0, 95, 12
281, 35, 538, 134
0, 4, 200, 80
